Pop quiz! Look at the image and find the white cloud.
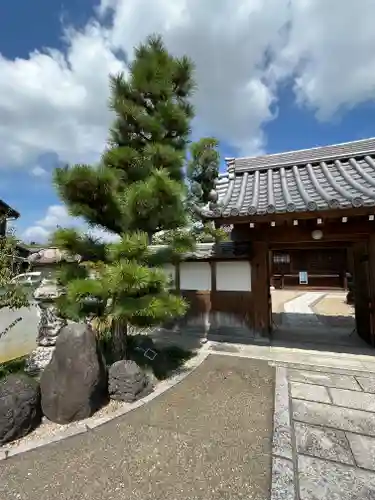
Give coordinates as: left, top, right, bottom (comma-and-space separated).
22, 204, 119, 244
37, 205, 70, 228
271, 0, 375, 120
22, 205, 71, 243
0, 22, 124, 168
100, 0, 287, 153
31, 166, 48, 177
22, 226, 50, 243
2, 0, 375, 173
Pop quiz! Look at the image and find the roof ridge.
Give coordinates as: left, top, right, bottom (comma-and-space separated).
233, 137, 375, 162
235, 137, 375, 173
233, 137, 375, 173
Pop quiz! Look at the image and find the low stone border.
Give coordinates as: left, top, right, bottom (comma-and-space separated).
271, 365, 297, 500
0, 350, 210, 460
268, 360, 375, 377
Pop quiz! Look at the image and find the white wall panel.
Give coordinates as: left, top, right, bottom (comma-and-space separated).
216, 261, 251, 292
180, 262, 211, 291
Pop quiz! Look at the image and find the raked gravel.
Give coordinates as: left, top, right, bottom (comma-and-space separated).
0, 350, 209, 458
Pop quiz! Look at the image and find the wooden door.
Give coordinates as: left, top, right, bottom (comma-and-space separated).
251, 242, 271, 337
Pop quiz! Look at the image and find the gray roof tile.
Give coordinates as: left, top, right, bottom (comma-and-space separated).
206, 138, 375, 218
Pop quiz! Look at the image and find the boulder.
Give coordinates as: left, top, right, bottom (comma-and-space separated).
40, 323, 108, 424
0, 374, 42, 445
108, 360, 153, 402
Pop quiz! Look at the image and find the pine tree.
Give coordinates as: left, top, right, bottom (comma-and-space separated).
51, 35, 196, 360
153, 137, 228, 244
187, 137, 228, 242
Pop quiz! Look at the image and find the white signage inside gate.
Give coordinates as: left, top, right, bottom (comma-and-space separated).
299, 271, 308, 285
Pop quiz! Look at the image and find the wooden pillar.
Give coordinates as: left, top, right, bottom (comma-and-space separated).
352, 241, 373, 346
251, 241, 270, 337
175, 262, 181, 292
0, 217, 6, 237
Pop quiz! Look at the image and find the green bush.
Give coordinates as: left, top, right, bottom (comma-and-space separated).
97, 331, 194, 380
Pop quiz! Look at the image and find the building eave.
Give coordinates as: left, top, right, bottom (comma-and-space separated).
0, 199, 20, 219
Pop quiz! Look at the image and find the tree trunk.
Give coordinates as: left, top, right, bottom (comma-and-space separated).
111, 319, 127, 361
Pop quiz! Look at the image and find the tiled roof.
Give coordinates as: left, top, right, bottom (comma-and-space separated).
150, 242, 250, 259
206, 137, 375, 218
0, 199, 19, 219
28, 248, 81, 265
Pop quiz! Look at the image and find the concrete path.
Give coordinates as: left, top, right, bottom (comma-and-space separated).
207, 341, 375, 373
272, 364, 375, 499
0, 355, 275, 500
282, 292, 325, 329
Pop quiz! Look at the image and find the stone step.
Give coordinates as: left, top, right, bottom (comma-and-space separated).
151, 326, 266, 348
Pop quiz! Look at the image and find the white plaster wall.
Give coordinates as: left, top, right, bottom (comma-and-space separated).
162, 264, 176, 288
216, 261, 251, 292
180, 262, 211, 291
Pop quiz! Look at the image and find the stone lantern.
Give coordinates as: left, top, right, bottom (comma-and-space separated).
24, 248, 81, 375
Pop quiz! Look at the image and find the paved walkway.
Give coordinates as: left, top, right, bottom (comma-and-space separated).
0, 355, 274, 500
282, 292, 325, 329
272, 290, 367, 351
207, 341, 375, 373
273, 364, 375, 499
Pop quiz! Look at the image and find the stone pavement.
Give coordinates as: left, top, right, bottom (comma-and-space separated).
272, 364, 375, 499
282, 292, 325, 329
207, 341, 375, 373
0, 355, 274, 500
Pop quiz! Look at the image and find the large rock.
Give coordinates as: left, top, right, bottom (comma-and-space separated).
0, 374, 42, 445
108, 360, 153, 402
40, 323, 108, 424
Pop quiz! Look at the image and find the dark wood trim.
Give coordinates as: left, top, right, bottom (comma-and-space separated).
214, 206, 375, 226
210, 261, 216, 292
234, 221, 375, 244
368, 235, 375, 347
175, 262, 181, 292
270, 241, 352, 250
251, 241, 270, 336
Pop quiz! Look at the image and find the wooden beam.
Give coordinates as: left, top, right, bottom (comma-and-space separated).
238, 220, 375, 244
271, 241, 352, 250
214, 206, 375, 226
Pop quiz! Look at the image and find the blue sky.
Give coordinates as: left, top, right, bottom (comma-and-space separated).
0, 0, 374, 242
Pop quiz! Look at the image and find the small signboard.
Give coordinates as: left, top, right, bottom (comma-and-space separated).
299, 271, 308, 285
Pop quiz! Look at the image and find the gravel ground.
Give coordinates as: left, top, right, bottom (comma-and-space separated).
0, 355, 275, 500
1, 399, 126, 451
271, 290, 302, 314
313, 293, 355, 329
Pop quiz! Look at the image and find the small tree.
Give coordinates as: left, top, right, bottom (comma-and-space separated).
153, 137, 228, 244
51, 35, 197, 361
0, 216, 29, 340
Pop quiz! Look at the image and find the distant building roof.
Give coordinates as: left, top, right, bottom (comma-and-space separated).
0, 199, 20, 219
26, 242, 247, 264
204, 137, 375, 218
150, 241, 250, 259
